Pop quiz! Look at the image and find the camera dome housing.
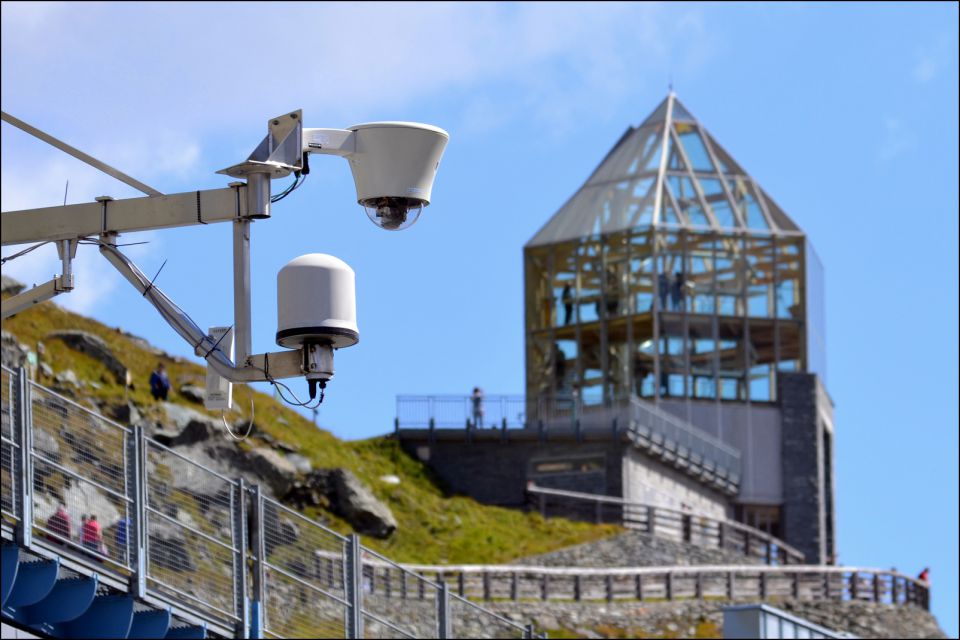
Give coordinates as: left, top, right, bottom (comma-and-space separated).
276, 254, 359, 349
346, 122, 449, 230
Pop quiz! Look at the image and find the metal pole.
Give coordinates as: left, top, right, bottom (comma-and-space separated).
15, 366, 33, 549
437, 579, 451, 639
346, 534, 364, 639
251, 485, 266, 618
233, 218, 253, 366
234, 478, 249, 638
128, 425, 146, 599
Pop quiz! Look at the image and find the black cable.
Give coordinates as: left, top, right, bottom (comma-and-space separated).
1, 241, 50, 265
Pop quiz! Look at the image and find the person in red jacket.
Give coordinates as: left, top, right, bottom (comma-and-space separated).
45, 504, 72, 541
80, 514, 103, 554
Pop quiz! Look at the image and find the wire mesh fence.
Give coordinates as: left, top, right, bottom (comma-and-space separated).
260, 495, 351, 639
360, 546, 442, 639
1, 366, 18, 524
448, 593, 530, 639
28, 380, 133, 573
144, 437, 241, 626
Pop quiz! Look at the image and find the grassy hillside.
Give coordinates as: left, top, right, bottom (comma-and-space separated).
2, 299, 620, 564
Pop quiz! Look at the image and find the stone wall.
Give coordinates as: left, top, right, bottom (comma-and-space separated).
513, 530, 762, 568
477, 599, 946, 639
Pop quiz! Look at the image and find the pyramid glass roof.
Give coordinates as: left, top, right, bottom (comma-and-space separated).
527, 93, 800, 247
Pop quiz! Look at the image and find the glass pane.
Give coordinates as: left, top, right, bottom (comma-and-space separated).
675, 124, 715, 172
668, 175, 710, 227
687, 233, 715, 314
728, 177, 769, 230
746, 237, 774, 318
701, 178, 738, 229
665, 134, 685, 171
806, 240, 827, 382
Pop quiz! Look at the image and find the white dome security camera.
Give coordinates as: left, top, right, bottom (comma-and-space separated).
277, 254, 359, 399
303, 122, 449, 231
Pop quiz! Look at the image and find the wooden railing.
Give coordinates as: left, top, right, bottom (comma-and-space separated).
348, 561, 930, 611
526, 484, 805, 565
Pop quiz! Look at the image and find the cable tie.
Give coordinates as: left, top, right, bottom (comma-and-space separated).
196, 190, 206, 224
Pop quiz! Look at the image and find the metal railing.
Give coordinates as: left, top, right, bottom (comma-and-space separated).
396, 393, 741, 488
627, 396, 741, 480
526, 484, 804, 565
397, 395, 529, 430
382, 563, 929, 611
0, 365, 542, 638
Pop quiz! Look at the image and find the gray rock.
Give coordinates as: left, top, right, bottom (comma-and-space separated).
56, 369, 80, 386
39, 362, 53, 378
168, 418, 219, 447
286, 453, 313, 475
110, 400, 142, 426
163, 402, 212, 431
327, 469, 397, 539
1, 330, 30, 368
1, 274, 25, 296
48, 330, 128, 383
178, 385, 206, 404
247, 448, 299, 497
276, 441, 299, 454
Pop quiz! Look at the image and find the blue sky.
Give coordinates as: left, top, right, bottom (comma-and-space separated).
2, 2, 957, 634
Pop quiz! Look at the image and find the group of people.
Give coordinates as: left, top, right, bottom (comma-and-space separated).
658, 271, 688, 311
45, 503, 129, 560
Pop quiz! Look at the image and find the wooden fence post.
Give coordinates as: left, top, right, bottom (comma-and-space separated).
574, 575, 582, 602
541, 575, 548, 601
635, 575, 644, 601
458, 572, 465, 597
695, 573, 703, 599
483, 571, 491, 601
666, 573, 673, 601
717, 522, 725, 551
606, 575, 614, 602
873, 573, 880, 603
792, 572, 800, 599
727, 572, 735, 600
759, 572, 767, 599
511, 572, 518, 601
850, 571, 858, 601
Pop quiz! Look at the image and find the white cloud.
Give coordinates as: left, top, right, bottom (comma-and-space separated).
912, 33, 954, 85
877, 116, 916, 163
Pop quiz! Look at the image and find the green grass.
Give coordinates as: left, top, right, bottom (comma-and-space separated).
3, 299, 621, 565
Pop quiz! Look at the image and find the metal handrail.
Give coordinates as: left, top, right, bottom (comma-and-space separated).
526, 483, 804, 564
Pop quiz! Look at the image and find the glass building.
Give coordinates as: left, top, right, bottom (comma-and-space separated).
524, 93, 826, 410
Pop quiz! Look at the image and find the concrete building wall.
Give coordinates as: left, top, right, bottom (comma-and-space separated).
402, 439, 626, 507
622, 448, 731, 520
658, 399, 783, 504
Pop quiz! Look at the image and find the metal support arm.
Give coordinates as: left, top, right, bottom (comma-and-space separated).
1, 187, 247, 246
99, 242, 303, 382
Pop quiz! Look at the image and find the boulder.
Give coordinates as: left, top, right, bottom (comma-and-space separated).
299, 469, 397, 539
110, 400, 142, 426
39, 362, 53, 378
286, 453, 313, 475
55, 369, 80, 387
246, 448, 298, 497
178, 385, 206, 404
48, 330, 128, 384
1, 330, 30, 368
162, 402, 212, 431
1, 274, 25, 296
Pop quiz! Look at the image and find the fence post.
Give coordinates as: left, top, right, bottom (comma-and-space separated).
574, 575, 581, 602
483, 571, 491, 601
540, 574, 548, 601
523, 623, 534, 639
695, 573, 703, 599
127, 424, 146, 599
635, 574, 644, 601
250, 485, 266, 622
15, 366, 32, 550
759, 572, 767, 599
458, 571, 465, 597
727, 571, 735, 599
511, 572, 518, 601
234, 478, 249, 638
850, 571, 858, 601
792, 572, 800, 599
437, 579, 451, 639
346, 534, 364, 639
872, 573, 880, 603
394, 416, 400, 436
717, 522, 725, 551
647, 506, 656, 535
605, 575, 614, 602
682, 514, 692, 543
665, 572, 673, 601
891, 575, 899, 603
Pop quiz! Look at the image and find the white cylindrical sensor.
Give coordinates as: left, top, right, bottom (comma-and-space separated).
276, 254, 359, 349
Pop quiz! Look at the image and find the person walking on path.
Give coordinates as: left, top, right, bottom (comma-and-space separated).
471, 387, 485, 429
150, 363, 171, 401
